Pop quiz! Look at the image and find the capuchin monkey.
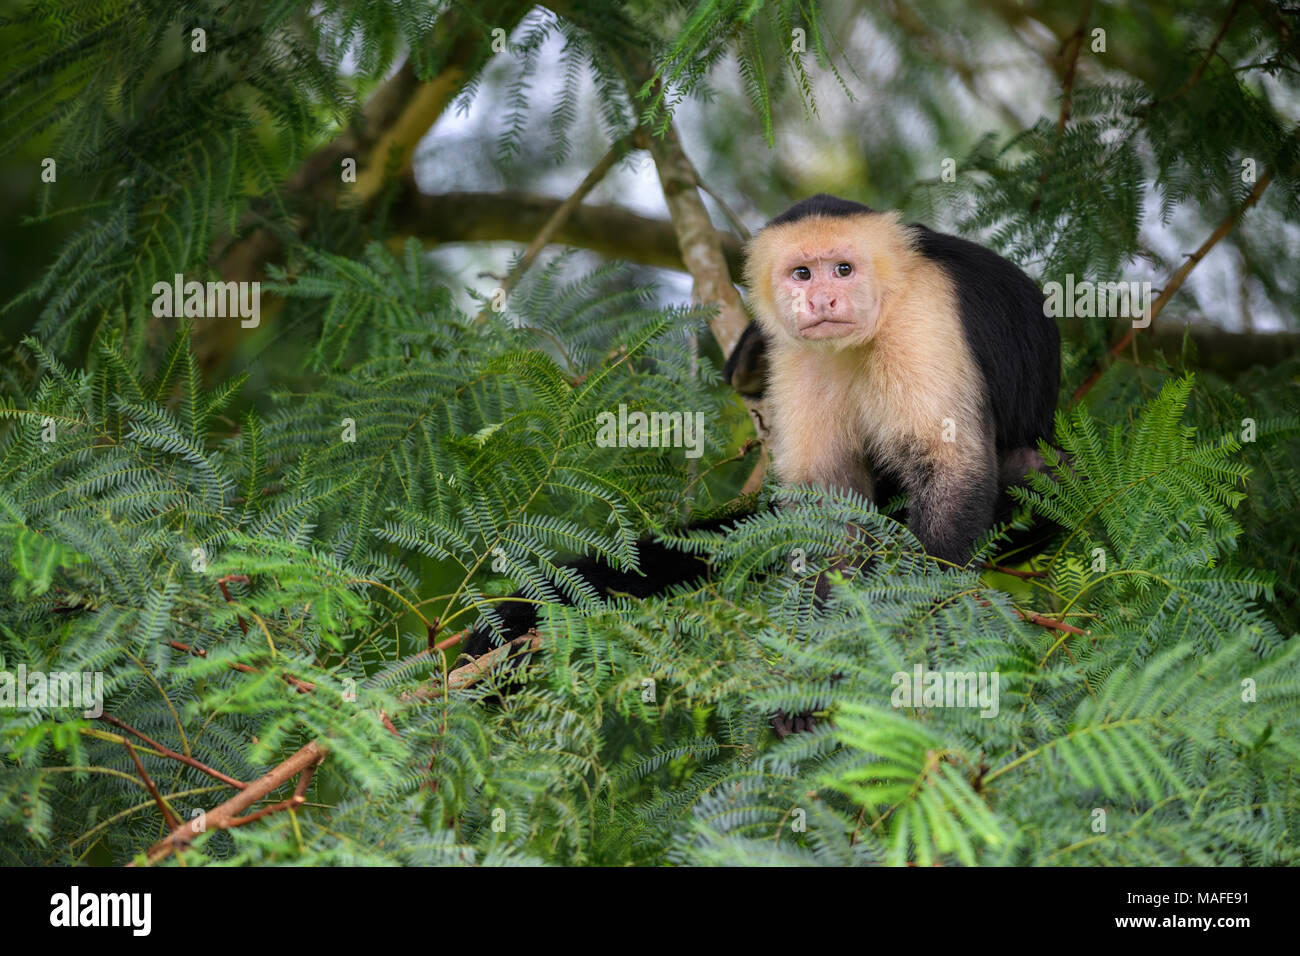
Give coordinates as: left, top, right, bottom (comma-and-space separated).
463, 194, 1060, 680
731, 193, 1060, 565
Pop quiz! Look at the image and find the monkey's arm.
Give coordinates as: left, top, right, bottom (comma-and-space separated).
904, 442, 998, 566
721, 321, 770, 396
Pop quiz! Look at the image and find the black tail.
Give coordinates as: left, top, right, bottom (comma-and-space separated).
460, 513, 748, 660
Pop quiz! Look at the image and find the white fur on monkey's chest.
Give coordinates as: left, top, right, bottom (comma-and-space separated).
769, 331, 979, 484
771, 347, 900, 477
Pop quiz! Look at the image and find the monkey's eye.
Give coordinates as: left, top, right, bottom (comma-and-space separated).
834, 262, 853, 278
792, 266, 811, 281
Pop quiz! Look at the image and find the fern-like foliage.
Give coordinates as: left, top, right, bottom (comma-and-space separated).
2, 0, 1297, 870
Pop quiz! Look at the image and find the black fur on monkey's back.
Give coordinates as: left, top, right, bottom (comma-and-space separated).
460, 514, 742, 660
730, 194, 1060, 456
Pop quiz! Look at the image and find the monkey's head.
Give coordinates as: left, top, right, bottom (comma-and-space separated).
744, 194, 906, 350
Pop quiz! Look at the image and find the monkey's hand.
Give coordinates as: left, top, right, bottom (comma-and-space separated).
771, 709, 818, 739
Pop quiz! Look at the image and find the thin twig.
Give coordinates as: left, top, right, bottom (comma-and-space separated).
169, 639, 316, 694
100, 714, 247, 790
1018, 609, 1088, 636
1030, 0, 1094, 213
474, 135, 633, 323
216, 573, 250, 636
226, 795, 306, 828
1054, 0, 1093, 134
1175, 0, 1244, 97
432, 627, 471, 653
1071, 168, 1274, 402
983, 562, 1048, 579
122, 740, 182, 831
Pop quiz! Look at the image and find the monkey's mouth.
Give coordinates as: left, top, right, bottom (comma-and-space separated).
798, 317, 855, 338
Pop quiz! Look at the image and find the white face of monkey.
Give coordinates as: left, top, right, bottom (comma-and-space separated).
774, 245, 882, 345
745, 215, 899, 350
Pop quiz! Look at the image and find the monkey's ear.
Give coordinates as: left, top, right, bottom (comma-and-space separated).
722, 320, 770, 397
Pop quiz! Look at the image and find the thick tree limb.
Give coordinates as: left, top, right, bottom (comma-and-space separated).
388, 182, 745, 275
645, 123, 751, 358
139, 741, 327, 865
638, 99, 772, 489
216, 1, 535, 285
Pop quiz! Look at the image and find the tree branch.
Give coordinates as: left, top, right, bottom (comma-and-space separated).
1071, 168, 1275, 402
1018, 609, 1088, 636
123, 740, 181, 831
887, 1, 1028, 129
100, 714, 247, 791
630, 69, 772, 489
1176, 0, 1244, 96
215, 1, 535, 286
388, 182, 745, 275
138, 741, 327, 865
1029, 0, 1094, 213
1245, 0, 1300, 67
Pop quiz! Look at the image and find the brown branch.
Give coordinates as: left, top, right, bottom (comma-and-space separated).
984, 562, 1048, 579
139, 741, 327, 865
450, 632, 542, 691
644, 122, 750, 357
215, 2, 535, 285
1071, 168, 1275, 402
1018, 609, 1088, 636
194, 2, 536, 371
123, 740, 181, 831
293, 763, 316, 799
169, 639, 316, 695
388, 184, 746, 275
1058, 322, 1300, 373
1054, 0, 1093, 134
632, 73, 773, 475
100, 714, 247, 791
1029, 0, 1094, 213
216, 572, 250, 636
407, 632, 544, 701
1175, 0, 1245, 97
188, 575, 319, 693
432, 627, 471, 653
226, 795, 306, 829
